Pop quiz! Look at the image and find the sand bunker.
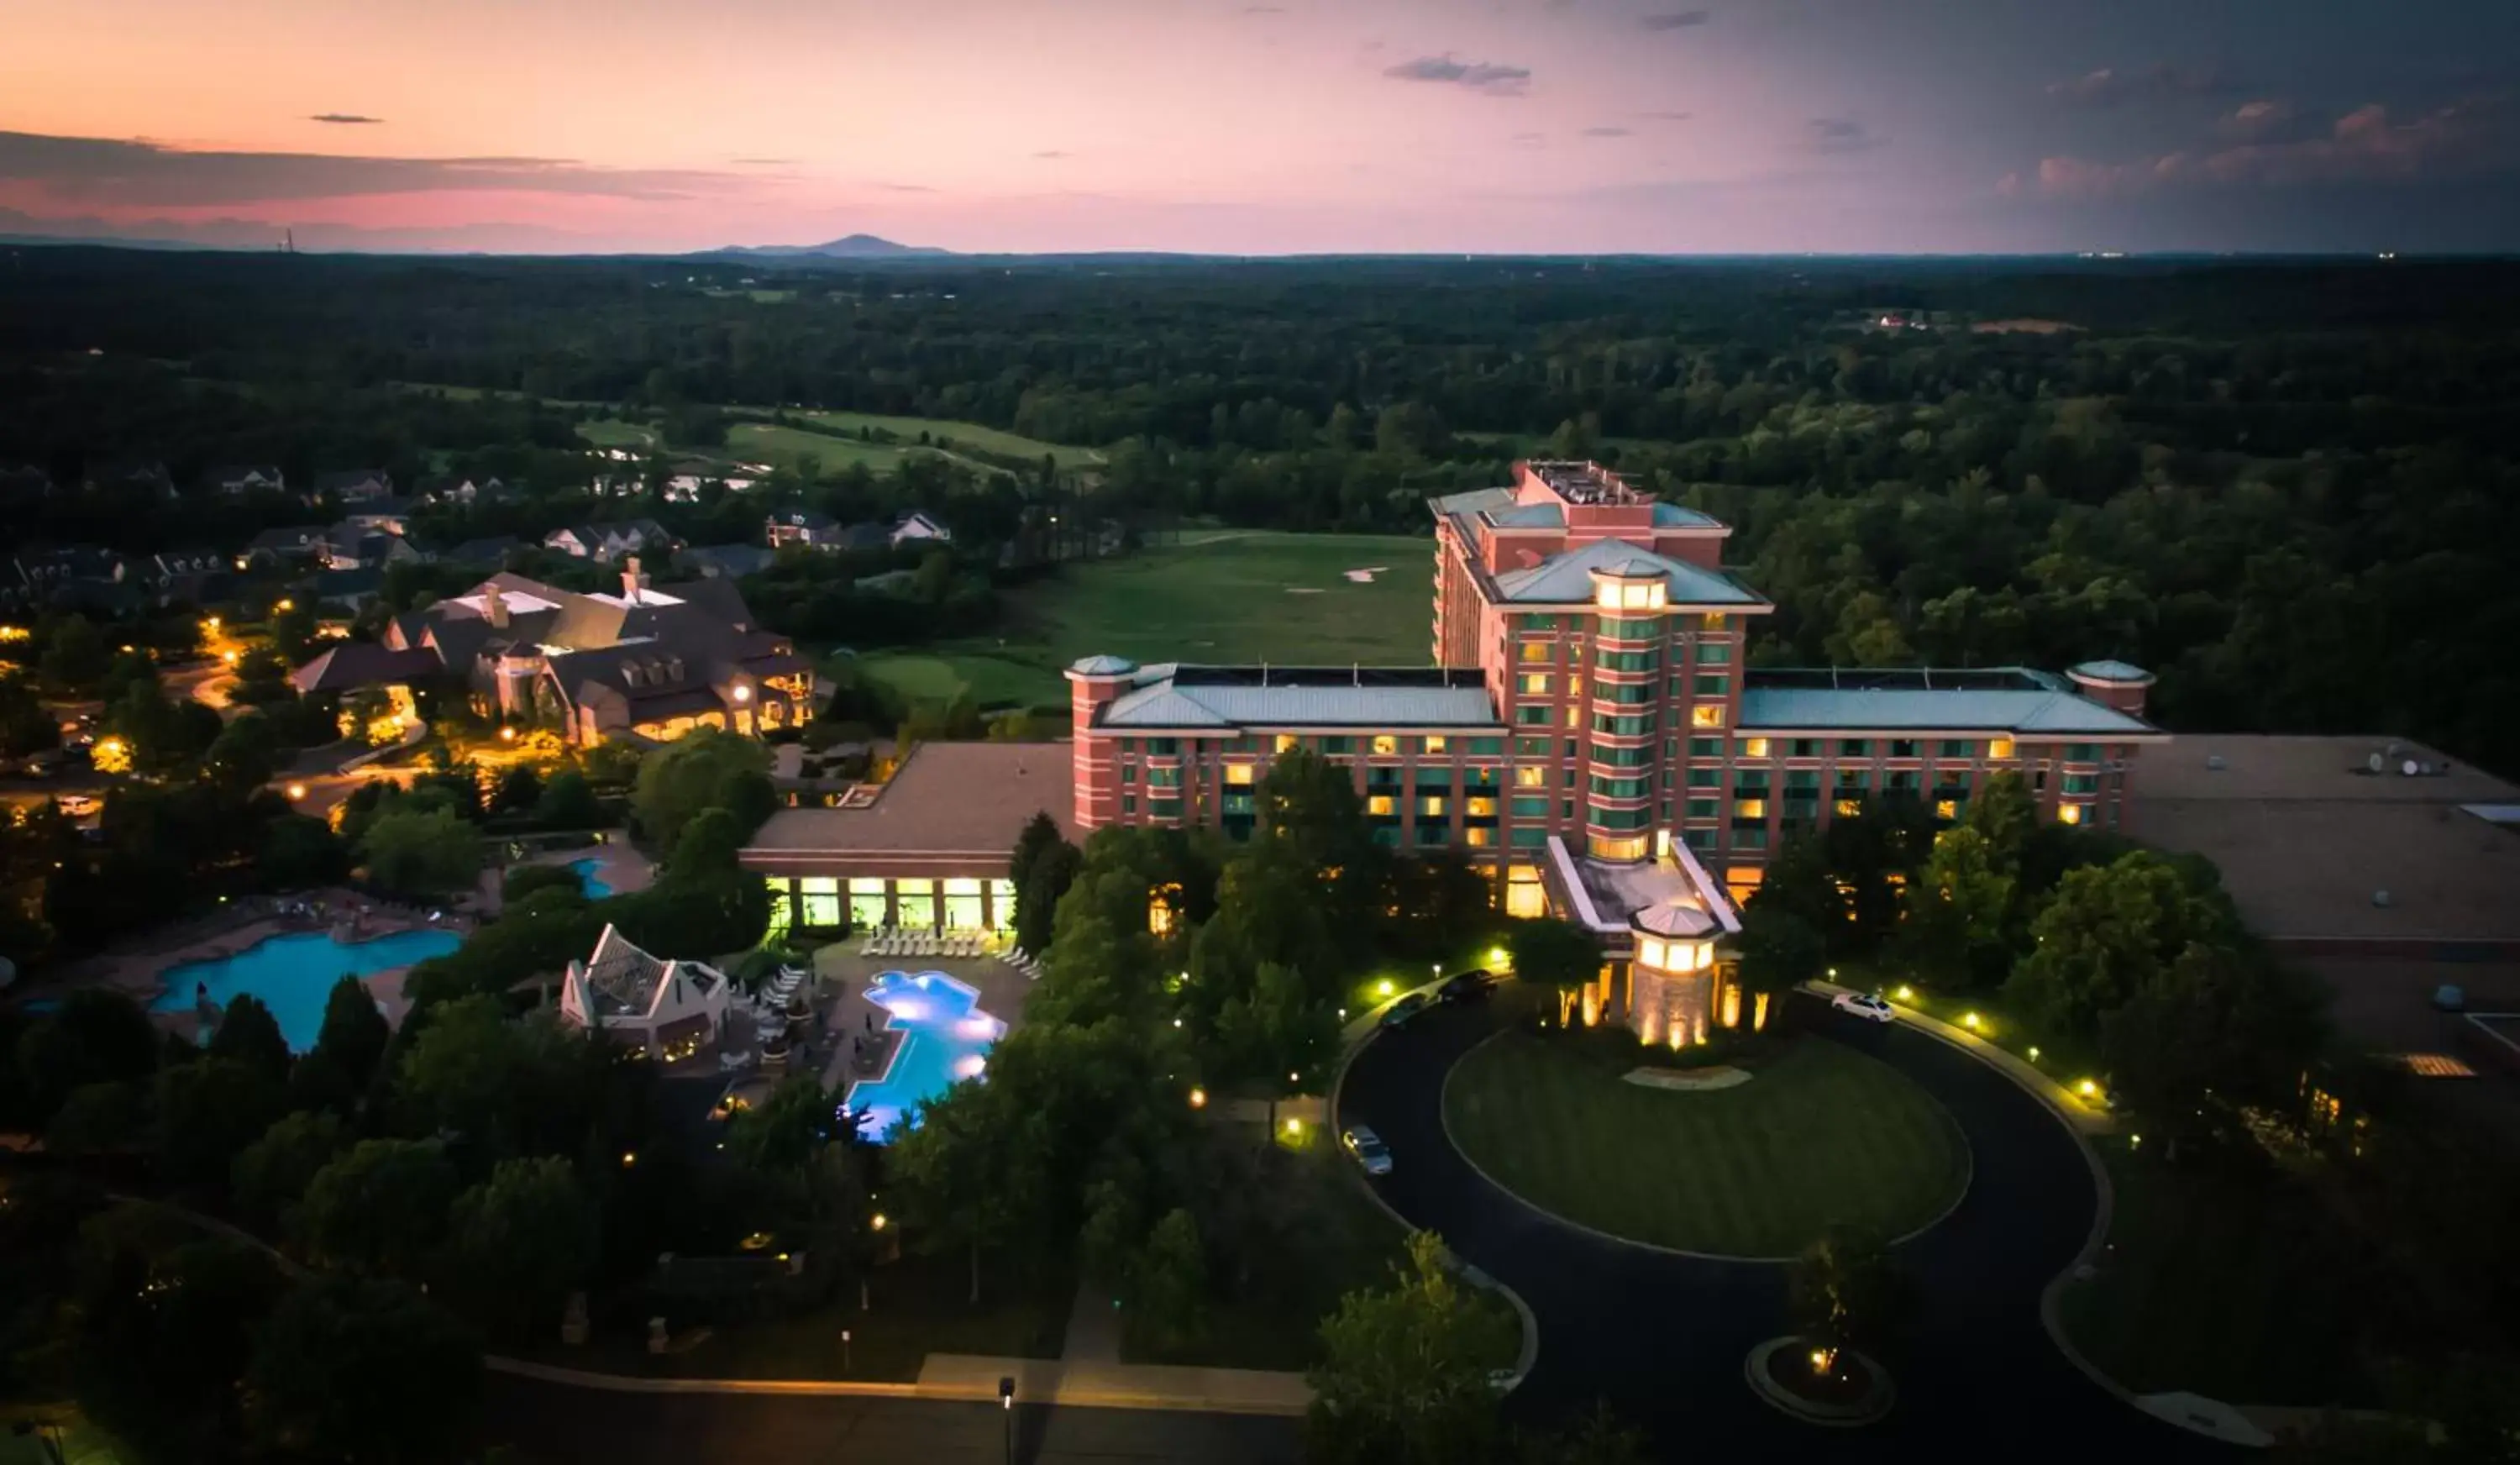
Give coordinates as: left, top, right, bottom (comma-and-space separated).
1342, 565, 1391, 584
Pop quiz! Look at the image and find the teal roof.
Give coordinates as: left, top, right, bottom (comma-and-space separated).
1427, 487, 1517, 517
1095, 667, 1503, 730
1488, 503, 1564, 528
1652, 503, 1724, 528
1068, 654, 1138, 676
1490, 538, 1762, 606
1737, 685, 2155, 736
2068, 659, 2154, 684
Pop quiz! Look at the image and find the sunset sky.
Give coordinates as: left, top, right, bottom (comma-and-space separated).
4, 0, 2516, 255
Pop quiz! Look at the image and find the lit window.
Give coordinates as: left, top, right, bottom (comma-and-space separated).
1638, 936, 1667, 969
1275, 733, 1299, 754
1735, 798, 1767, 819
1935, 799, 1958, 821
2058, 803, 2085, 826
1835, 799, 1861, 818
1519, 642, 1551, 663
1690, 704, 1725, 729
1703, 612, 1728, 631
1367, 795, 1396, 817
1465, 827, 1495, 848
1568, 675, 1585, 699
1420, 796, 1448, 818
1515, 765, 1546, 788
1588, 832, 1651, 862
1518, 673, 1551, 696
1467, 796, 1498, 817
1225, 763, 1255, 785
1372, 734, 1399, 756
1990, 737, 2016, 760
1739, 737, 1771, 759
1423, 735, 1447, 755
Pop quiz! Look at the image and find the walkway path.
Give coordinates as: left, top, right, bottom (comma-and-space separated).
1060, 1279, 1123, 1364
1335, 991, 2237, 1461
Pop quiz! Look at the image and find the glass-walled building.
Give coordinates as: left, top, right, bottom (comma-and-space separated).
738, 741, 1066, 936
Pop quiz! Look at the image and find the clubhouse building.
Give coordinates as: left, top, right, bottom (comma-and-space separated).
744, 460, 2166, 1044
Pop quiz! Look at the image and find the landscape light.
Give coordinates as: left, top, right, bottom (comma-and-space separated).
1490, 946, 1509, 967
1375, 979, 1396, 998
870, 1213, 888, 1231
1961, 1011, 1982, 1031
2077, 1079, 2102, 1099
2028, 1046, 2040, 1061
286, 782, 308, 800
1188, 1087, 1206, 1109
1894, 985, 1914, 1001
1284, 1117, 1303, 1136
499, 726, 517, 742
620, 1151, 638, 1167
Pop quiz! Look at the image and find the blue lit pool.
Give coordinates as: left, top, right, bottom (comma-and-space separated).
153, 928, 462, 1051
844, 970, 1006, 1142
569, 857, 614, 898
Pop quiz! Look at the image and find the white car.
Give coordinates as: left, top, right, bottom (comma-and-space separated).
1832, 991, 1896, 1023
55, 794, 102, 818
1341, 1124, 1394, 1176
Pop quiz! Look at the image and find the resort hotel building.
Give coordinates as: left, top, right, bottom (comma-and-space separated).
743, 460, 2166, 1043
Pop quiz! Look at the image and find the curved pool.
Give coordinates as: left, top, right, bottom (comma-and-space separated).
568, 857, 614, 898
843, 970, 1006, 1142
155, 928, 462, 1052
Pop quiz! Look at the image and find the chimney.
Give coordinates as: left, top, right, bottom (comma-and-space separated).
486, 590, 508, 628
621, 555, 647, 603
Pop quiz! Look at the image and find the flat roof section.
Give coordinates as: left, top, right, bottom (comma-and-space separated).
739, 741, 1076, 877
2129, 734, 2520, 946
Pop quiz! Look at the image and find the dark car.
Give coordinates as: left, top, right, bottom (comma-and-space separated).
1378, 992, 1432, 1029
1436, 969, 1498, 1003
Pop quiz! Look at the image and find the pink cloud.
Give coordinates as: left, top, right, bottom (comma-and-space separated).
2020, 95, 2515, 198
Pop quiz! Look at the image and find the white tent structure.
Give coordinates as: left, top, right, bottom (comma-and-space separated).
559, 923, 730, 1061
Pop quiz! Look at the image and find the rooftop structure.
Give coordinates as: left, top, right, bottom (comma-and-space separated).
559, 924, 730, 1061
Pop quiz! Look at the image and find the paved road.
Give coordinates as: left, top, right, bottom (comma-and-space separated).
1336, 991, 2234, 1463
481, 1374, 1301, 1465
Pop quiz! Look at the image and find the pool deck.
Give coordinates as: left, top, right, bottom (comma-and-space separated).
13, 889, 475, 1041
480, 838, 655, 915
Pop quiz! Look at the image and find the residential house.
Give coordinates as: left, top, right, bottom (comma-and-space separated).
8, 546, 134, 612
546, 520, 675, 563
680, 543, 774, 580
416, 475, 509, 507
314, 469, 396, 504
316, 523, 422, 571
763, 509, 843, 551
202, 465, 286, 497
302, 566, 386, 612
357, 559, 813, 745
339, 498, 417, 538
559, 924, 730, 1060
244, 526, 328, 566
890, 511, 951, 547
664, 471, 758, 502
145, 549, 232, 607
287, 641, 441, 725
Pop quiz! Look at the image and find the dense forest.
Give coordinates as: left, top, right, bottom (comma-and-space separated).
3, 248, 2516, 774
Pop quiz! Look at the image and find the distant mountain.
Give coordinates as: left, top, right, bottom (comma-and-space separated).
705, 234, 949, 260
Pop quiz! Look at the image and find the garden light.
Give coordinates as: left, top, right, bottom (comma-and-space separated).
1961, 1011, 1982, 1031
1188, 1087, 1206, 1109
1284, 1117, 1302, 1136
871, 1213, 888, 1231
500, 726, 517, 742
1375, 979, 1396, 998
1894, 985, 1914, 1001
286, 782, 308, 801
2077, 1079, 2103, 1099
2028, 1046, 2040, 1061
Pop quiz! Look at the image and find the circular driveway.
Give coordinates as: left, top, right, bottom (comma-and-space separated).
1336, 991, 2234, 1462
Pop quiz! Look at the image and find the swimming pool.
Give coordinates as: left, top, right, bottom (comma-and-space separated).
154, 928, 463, 1052
569, 857, 614, 898
843, 970, 1006, 1142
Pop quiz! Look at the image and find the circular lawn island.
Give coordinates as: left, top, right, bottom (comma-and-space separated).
1442, 1030, 1968, 1258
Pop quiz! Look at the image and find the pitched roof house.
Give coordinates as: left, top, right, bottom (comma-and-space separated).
546, 520, 675, 563
763, 509, 843, 551
315, 469, 396, 503
202, 465, 286, 496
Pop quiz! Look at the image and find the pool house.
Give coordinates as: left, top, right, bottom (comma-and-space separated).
738, 742, 1074, 938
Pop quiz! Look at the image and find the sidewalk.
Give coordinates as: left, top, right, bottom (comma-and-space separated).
1807, 979, 2117, 1137
485, 1352, 1311, 1417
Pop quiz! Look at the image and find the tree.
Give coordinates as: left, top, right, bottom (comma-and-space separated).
307, 975, 391, 1095
1507, 917, 1599, 1023
534, 768, 603, 829
488, 763, 543, 815
259, 813, 350, 888
2102, 942, 2323, 1162
296, 1137, 459, 1277
630, 727, 774, 851
886, 1078, 1052, 1305
43, 1079, 150, 1154
245, 1276, 483, 1465
16, 987, 159, 1119
0, 673, 60, 758
1007, 809, 1065, 896
1965, 769, 2037, 871
723, 1074, 841, 1174
1892, 826, 2019, 990
502, 862, 584, 906
207, 992, 291, 1084
357, 805, 484, 901
202, 711, 280, 796
72, 1227, 283, 1465
1788, 1226, 1907, 1378
1257, 748, 1374, 895
1735, 903, 1826, 1005
233, 1110, 347, 1232
1213, 960, 1338, 1132
38, 614, 109, 690
155, 1057, 285, 1189
1016, 838, 1083, 955
1125, 1207, 1208, 1357
443, 1155, 597, 1342
1307, 1231, 1513, 1465
2006, 851, 2234, 1046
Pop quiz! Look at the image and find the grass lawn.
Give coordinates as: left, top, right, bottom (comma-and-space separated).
1444, 1031, 1969, 1257
575, 417, 659, 451
524, 1250, 1069, 1384
2056, 1146, 2379, 1405
847, 648, 1069, 712
722, 421, 920, 474
1005, 531, 1435, 669
790, 409, 1104, 468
